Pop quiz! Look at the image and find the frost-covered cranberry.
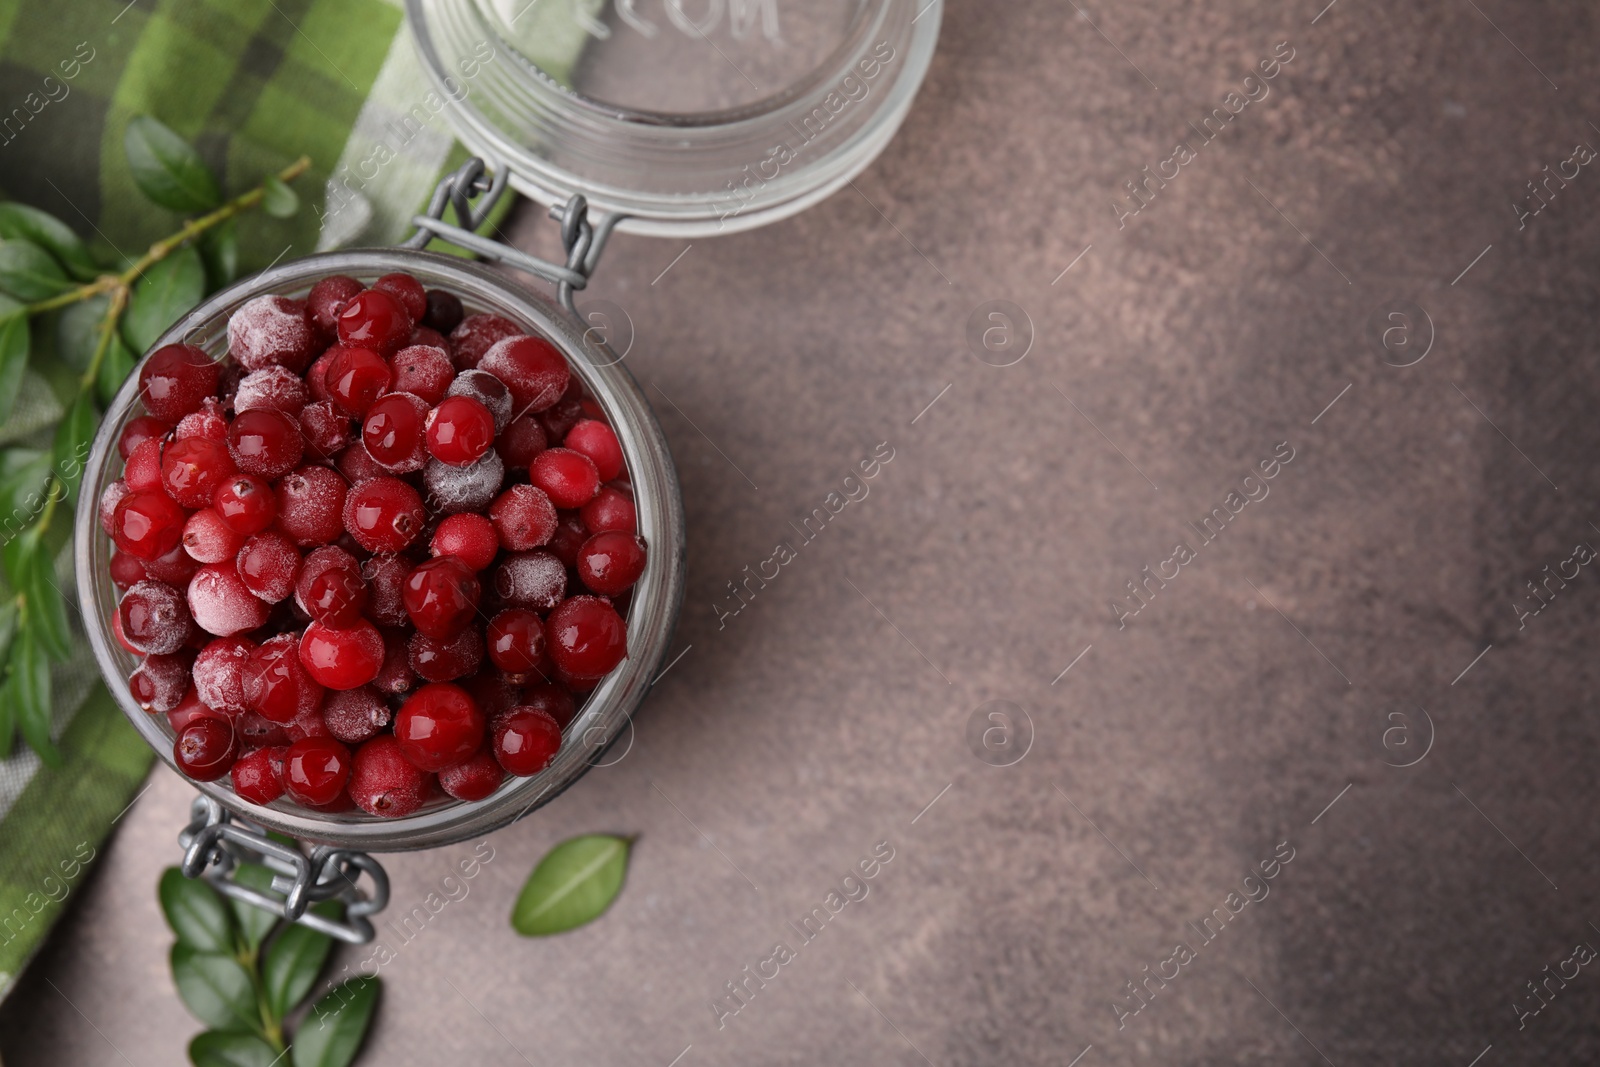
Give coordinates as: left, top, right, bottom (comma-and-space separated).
188, 562, 271, 636
231, 745, 287, 805
322, 685, 390, 745
244, 632, 324, 723
530, 448, 600, 509
294, 546, 367, 628
449, 313, 520, 370
492, 551, 566, 612
140, 344, 220, 422
423, 289, 464, 334
373, 272, 427, 322
438, 748, 504, 802
521, 682, 578, 728
299, 619, 384, 690
282, 702, 331, 742
337, 289, 412, 356
422, 451, 503, 515
541, 395, 585, 442
119, 415, 170, 459
425, 396, 495, 467
564, 420, 623, 482
193, 636, 257, 714
236, 531, 300, 603
394, 682, 484, 771
124, 437, 164, 492
234, 366, 308, 416
336, 440, 390, 485
182, 508, 244, 564
403, 556, 480, 640
479, 335, 569, 413
409, 626, 483, 683
343, 476, 425, 553
486, 609, 545, 674
100, 479, 132, 536
274, 465, 348, 547
130, 650, 193, 712
496, 415, 547, 471
212, 474, 276, 536
283, 737, 351, 806
349, 735, 429, 818
110, 550, 147, 589
229, 409, 304, 479
307, 275, 363, 335
445, 369, 512, 431
113, 490, 187, 561
493, 708, 562, 777
577, 532, 647, 596
429, 513, 498, 571
161, 437, 235, 509
299, 400, 350, 462
489, 484, 557, 550
375, 629, 416, 695
174, 717, 238, 781
228, 295, 317, 372
325, 346, 392, 415
175, 399, 228, 443
362, 392, 428, 472
145, 543, 202, 587
546, 595, 627, 679
411, 326, 447, 350
361, 553, 410, 627
389, 344, 454, 405
580, 487, 635, 535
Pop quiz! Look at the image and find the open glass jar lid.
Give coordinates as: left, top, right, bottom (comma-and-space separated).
407, 0, 942, 235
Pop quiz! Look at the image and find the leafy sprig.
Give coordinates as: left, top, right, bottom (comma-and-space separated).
0, 115, 307, 764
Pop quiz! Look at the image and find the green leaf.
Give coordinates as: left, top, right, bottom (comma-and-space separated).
511, 834, 632, 936
200, 220, 240, 289
0, 603, 18, 760
23, 537, 70, 662
262, 913, 334, 1019
188, 1030, 281, 1067
0, 239, 72, 302
123, 245, 204, 354
1, 521, 39, 588
261, 176, 299, 220
124, 116, 222, 215
292, 977, 380, 1067
229, 864, 282, 956
98, 332, 136, 407
0, 310, 29, 424
11, 625, 57, 766
55, 291, 110, 372
51, 391, 97, 505
0, 203, 98, 281
160, 867, 236, 953
0, 449, 50, 537
171, 943, 259, 1033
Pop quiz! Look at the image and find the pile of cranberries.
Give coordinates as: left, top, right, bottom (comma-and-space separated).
100, 271, 648, 818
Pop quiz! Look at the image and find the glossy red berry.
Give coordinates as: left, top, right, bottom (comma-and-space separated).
445, 370, 512, 431
394, 682, 485, 772
425, 395, 495, 467
576, 532, 647, 596
229, 409, 304, 479
429, 513, 498, 571
119, 415, 170, 459
325, 346, 393, 415
228, 295, 318, 372
112, 490, 188, 560
437, 748, 504, 802
123, 438, 164, 492
546, 595, 627, 679
564, 419, 623, 481
337, 289, 412, 356
408, 626, 484, 682
449, 313, 520, 369
486, 609, 546, 674
274, 465, 348, 547
402, 556, 480, 640
389, 344, 454, 405
236, 531, 300, 603
283, 737, 352, 806
496, 415, 547, 470
362, 391, 428, 472
161, 436, 235, 509
493, 708, 562, 777
244, 633, 325, 724
478, 335, 570, 413
374, 273, 427, 322
489, 484, 557, 550
343, 476, 425, 553
581, 487, 636, 534
182, 508, 245, 564
174, 717, 238, 781
211, 474, 276, 536
349, 734, 429, 818
307, 275, 364, 334
530, 448, 600, 509
295, 546, 368, 628
231, 746, 287, 805
140, 344, 221, 422
299, 619, 385, 690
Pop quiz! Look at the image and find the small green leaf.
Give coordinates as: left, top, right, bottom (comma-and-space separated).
188, 1030, 281, 1067
160, 868, 236, 953
123, 245, 204, 354
55, 292, 111, 372
0, 203, 98, 281
229, 864, 282, 956
0, 238, 72, 301
0, 449, 50, 536
0, 310, 29, 423
262, 912, 334, 1019
0, 604, 19, 760
292, 977, 380, 1067
51, 391, 97, 505
1, 521, 39, 588
23, 538, 70, 662
511, 834, 632, 936
171, 943, 259, 1033
261, 176, 299, 220
11, 625, 58, 766
98, 332, 136, 407
124, 116, 222, 215
200, 221, 240, 289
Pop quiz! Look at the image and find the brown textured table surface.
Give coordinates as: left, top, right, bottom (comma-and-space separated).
7, 1, 1600, 1064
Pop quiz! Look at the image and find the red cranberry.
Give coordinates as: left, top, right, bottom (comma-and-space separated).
362, 392, 429, 472
299, 400, 351, 461
423, 451, 504, 515
429, 513, 498, 573
489, 484, 557, 550
192, 636, 257, 713
235, 366, 309, 416
497, 415, 548, 470
176, 408, 227, 444
228, 295, 317, 372
283, 737, 352, 806
307, 275, 363, 335
531, 448, 600, 509
229, 409, 304, 479
236, 531, 300, 602
349, 735, 429, 818
295, 546, 368, 628
323, 686, 392, 745
411, 326, 447, 350
343, 476, 425, 553
425, 396, 495, 467
274, 465, 348, 546
394, 682, 485, 771
577, 532, 647, 596
541, 395, 585, 442
492, 551, 567, 612
188, 562, 271, 636
236, 712, 290, 748
112, 490, 188, 561
174, 717, 238, 781
145, 542, 202, 587
479, 335, 569, 414
564, 420, 623, 482
409, 626, 484, 683
244, 632, 325, 723
449, 313, 520, 370
546, 595, 627, 679
445, 369, 512, 431
325, 346, 393, 416
423, 289, 464, 334
119, 415, 170, 459
124, 437, 164, 492
337, 440, 390, 485
99, 480, 132, 536
390, 345, 454, 406
545, 511, 590, 568
306, 349, 338, 403
167, 686, 222, 733
139, 344, 221, 422
402, 556, 480, 640
231, 746, 287, 805
211, 474, 276, 536
521, 682, 578, 729
375, 629, 417, 695
581, 487, 636, 535
486, 610, 546, 674
438, 749, 504, 801
374, 273, 427, 322
110, 550, 147, 589
130, 651, 193, 712
299, 619, 384, 690
493, 708, 562, 777
182, 508, 244, 564
361, 554, 410, 627
283, 703, 331, 742
337, 289, 412, 356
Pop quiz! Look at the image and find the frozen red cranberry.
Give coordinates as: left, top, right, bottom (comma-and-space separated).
308, 275, 364, 335
164, 686, 216, 733
349, 735, 429, 818
411, 326, 447, 350
130, 651, 193, 712
422, 451, 504, 515
283, 737, 352, 806
362, 392, 428, 472
212, 474, 276, 536
193, 636, 257, 714
493, 708, 562, 777
119, 415, 170, 459
229, 409, 304, 480
306, 349, 338, 403
325, 346, 392, 416
244, 632, 325, 723
425, 396, 495, 467
409, 626, 484, 683
479, 335, 569, 414
299, 619, 384, 690
540, 395, 585, 443
520, 682, 577, 729
577, 532, 647, 596
492, 551, 567, 612
486, 609, 546, 674
236, 711, 290, 748
99, 480, 132, 536
336, 440, 390, 485
581, 487, 636, 535
466, 671, 521, 723
394, 682, 484, 771
274, 465, 348, 547
323, 685, 391, 744
496, 416, 548, 471
236, 531, 300, 603
161, 436, 235, 508
228, 295, 318, 373
361, 553, 410, 627
343, 476, 425, 553
140, 344, 221, 422
403, 556, 480, 640
294, 546, 368, 628
145, 542, 202, 587
423, 289, 465, 334
299, 400, 351, 462
564, 420, 623, 482
231, 745, 287, 805
283, 702, 331, 742
110, 550, 147, 589
374, 273, 427, 322
174, 717, 238, 781
375, 629, 416, 695
449, 313, 520, 370
531, 448, 600, 509
175, 399, 228, 443
429, 513, 498, 571
337, 289, 412, 356
124, 437, 164, 492
438, 748, 504, 802
546, 595, 627, 679
188, 562, 271, 636
389, 345, 454, 405
444, 370, 512, 432
113, 490, 188, 561
234, 366, 308, 416
489, 484, 557, 551
182, 508, 244, 564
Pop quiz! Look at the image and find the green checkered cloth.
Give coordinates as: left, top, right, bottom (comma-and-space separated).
0, 0, 549, 1001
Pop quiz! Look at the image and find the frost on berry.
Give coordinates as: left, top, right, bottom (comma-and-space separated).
423, 451, 503, 515
234, 366, 309, 416
493, 551, 567, 612
188, 562, 271, 636
228, 295, 318, 372
323, 685, 392, 745
193, 636, 257, 714
118, 580, 192, 655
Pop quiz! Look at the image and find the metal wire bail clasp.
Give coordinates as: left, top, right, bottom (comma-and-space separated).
179, 796, 390, 944
404, 157, 623, 316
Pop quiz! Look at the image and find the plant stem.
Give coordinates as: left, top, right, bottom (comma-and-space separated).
79, 285, 128, 392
